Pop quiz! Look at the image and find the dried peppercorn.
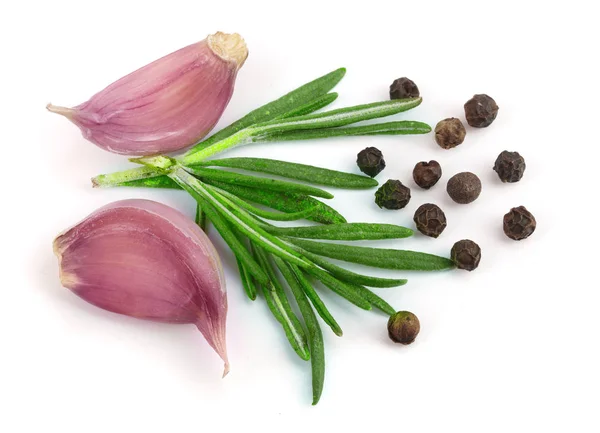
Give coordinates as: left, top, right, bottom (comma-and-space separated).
413, 160, 442, 189
447, 172, 482, 204
375, 180, 411, 210
503, 206, 536, 240
387, 311, 420, 345
451, 239, 481, 271
464, 94, 499, 127
357, 147, 385, 178
389, 77, 420, 100
494, 151, 526, 183
413, 203, 447, 238
434, 118, 466, 149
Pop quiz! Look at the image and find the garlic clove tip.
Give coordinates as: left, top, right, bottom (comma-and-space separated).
47, 103, 75, 120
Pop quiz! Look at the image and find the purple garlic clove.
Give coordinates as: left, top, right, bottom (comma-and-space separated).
53, 199, 229, 375
47, 32, 248, 156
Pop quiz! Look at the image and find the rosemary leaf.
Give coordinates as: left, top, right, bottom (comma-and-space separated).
195, 202, 207, 232
255, 99, 423, 133
186, 166, 334, 199
263, 222, 413, 241
237, 257, 257, 301
274, 256, 326, 405
286, 237, 456, 271
254, 247, 310, 361
192, 158, 377, 189
306, 267, 372, 310
231, 231, 257, 301
347, 283, 396, 316
258, 120, 432, 142
287, 245, 407, 288
277, 93, 339, 119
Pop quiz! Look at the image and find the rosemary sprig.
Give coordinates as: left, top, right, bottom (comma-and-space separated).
151, 162, 453, 405
90, 67, 455, 405
181, 98, 423, 164
184, 68, 347, 156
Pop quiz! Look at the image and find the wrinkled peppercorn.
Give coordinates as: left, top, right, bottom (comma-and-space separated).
389, 77, 420, 100
464, 94, 499, 127
413, 160, 442, 189
413, 203, 447, 238
451, 239, 481, 271
356, 147, 385, 178
375, 180, 411, 210
387, 311, 420, 344
435, 118, 466, 149
447, 172, 482, 204
494, 151, 526, 183
503, 206, 536, 240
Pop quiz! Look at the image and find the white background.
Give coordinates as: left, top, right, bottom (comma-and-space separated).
2, 0, 599, 431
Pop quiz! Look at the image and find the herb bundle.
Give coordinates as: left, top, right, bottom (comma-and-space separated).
90, 68, 453, 404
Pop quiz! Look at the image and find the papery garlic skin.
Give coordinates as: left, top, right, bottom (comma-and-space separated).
53, 199, 229, 375
47, 32, 248, 156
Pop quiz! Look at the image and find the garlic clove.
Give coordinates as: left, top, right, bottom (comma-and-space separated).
53, 199, 229, 374
47, 32, 247, 156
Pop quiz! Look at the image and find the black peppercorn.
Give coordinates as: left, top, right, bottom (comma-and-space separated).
389, 77, 420, 100
413, 203, 447, 238
494, 151, 526, 183
464, 94, 499, 128
356, 147, 385, 178
451, 239, 481, 271
503, 206, 536, 240
447, 172, 482, 204
413, 160, 442, 189
434, 118, 466, 149
387, 311, 420, 344
375, 180, 411, 210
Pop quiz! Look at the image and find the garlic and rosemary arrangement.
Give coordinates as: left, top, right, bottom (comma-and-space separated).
49, 31, 457, 405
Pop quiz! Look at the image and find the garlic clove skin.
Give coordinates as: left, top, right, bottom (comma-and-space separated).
47, 32, 248, 156
53, 199, 229, 374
